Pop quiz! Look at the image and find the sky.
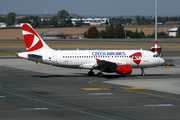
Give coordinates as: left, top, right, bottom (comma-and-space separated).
1, 0, 180, 17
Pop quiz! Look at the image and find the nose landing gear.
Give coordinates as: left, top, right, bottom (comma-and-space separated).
141, 68, 146, 76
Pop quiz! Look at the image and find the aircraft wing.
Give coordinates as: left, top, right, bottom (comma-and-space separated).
93, 59, 128, 71
94, 59, 127, 66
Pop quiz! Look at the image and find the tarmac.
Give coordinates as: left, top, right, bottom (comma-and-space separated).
0, 56, 180, 120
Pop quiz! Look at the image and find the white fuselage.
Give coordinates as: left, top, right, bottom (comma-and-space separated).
18, 49, 165, 70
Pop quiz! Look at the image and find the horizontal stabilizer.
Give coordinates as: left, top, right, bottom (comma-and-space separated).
28, 54, 42, 62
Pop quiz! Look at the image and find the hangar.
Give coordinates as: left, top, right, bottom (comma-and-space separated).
167, 28, 177, 37
0, 23, 6, 28
40, 31, 64, 39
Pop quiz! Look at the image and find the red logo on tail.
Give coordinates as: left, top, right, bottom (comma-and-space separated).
22, 24, 43, 52
130, 52, 142, 65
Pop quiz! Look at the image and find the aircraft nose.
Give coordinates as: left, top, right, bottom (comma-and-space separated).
160, 58, 165, 65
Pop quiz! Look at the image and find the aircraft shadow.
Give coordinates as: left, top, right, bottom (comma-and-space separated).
32, 73, 177, 79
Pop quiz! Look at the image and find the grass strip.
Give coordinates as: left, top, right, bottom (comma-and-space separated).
0, 41, 180, 48
0, 50, 24, 56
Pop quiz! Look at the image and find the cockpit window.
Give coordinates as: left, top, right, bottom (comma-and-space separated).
153, 54, 159, 57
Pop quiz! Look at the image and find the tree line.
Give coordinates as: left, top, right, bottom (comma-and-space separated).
2, 11, 180, 27
110, 15, 180, 25
0, 10, 72, 27
85, 25, 180, 38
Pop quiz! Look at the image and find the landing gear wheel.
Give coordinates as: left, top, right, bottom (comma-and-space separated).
97, 72, 104, 77
141, 68, 146, 76
141, 73, 146, 76
88, 70, 94, 76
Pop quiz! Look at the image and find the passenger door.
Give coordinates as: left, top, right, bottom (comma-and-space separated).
143, 52, 149, 62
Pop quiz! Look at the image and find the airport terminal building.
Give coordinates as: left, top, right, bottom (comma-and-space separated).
71, 18, 109, 25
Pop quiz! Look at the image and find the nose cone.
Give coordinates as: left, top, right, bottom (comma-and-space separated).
160, 58, 165, 65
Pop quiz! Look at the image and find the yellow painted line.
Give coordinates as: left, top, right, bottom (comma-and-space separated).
89, 79, 105, 86
118, 87, 149, 90
125, 89, 180, 101
174, 43, 179, 45
81, 87, 149, 90
81, 88, 112, 90
88, 78, 180, 102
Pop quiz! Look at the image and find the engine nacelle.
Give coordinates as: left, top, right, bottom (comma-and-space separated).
116, 64, 132, 75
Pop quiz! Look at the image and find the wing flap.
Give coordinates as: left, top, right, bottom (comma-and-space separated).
94, 60, 127, 67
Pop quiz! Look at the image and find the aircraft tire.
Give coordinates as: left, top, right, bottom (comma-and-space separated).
88, 71, 94, 76
97, 72, 103, 77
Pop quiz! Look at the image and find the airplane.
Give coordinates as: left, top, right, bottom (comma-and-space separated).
17, 23, 165, 77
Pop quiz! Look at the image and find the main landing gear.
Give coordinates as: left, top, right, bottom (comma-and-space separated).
88, 70, 94, 76
97, 72, 103, 77
88, 70, 104, 77
141, 68, 146, 76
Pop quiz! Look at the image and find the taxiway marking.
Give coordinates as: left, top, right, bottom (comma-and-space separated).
3, 90, 112, 120
125, 89, 180, 101
19, 108, 49, 110
2, 105, 179, 113
89, 93, 113, 95
144, 104, 174, 107
82, 87, 149, 90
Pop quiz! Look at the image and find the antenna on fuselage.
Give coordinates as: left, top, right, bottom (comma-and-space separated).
155, 0, 158, 54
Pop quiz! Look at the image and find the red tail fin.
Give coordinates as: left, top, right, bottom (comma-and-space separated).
21, 23, 51, 52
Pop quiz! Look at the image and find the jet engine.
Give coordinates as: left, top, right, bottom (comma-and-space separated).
116, 64, 132, 75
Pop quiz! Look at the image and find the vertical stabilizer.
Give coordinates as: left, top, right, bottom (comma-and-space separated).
21, 23, 52, 52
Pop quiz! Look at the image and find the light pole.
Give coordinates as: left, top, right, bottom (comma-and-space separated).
155, 0, 158, 54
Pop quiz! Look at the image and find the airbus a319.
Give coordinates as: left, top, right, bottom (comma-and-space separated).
17, 23, 165, 77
